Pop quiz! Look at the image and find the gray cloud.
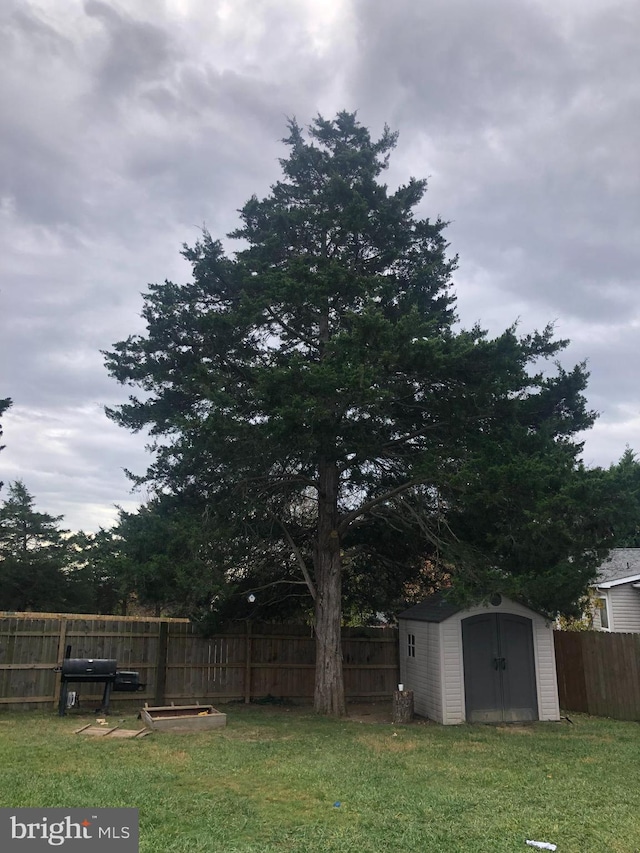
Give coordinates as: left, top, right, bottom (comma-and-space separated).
1, 0, 638, 531
83, 0, 181, 100
349, 0, 640, 320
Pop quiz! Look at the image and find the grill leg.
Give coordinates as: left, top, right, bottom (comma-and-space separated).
58, 680, 69, 717
99, 681, 113, 715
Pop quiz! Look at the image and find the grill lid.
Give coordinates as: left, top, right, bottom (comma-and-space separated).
61, 658, 117, 679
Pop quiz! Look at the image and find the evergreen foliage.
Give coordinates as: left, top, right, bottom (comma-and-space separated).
598, 448, 640, 547
0, 398, 12, 493
0, 481, 74, 611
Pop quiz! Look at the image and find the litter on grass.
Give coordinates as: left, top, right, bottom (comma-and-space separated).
526, 841, 557, 851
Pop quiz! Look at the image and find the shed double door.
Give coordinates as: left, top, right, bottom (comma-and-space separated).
462, 613, 538, 723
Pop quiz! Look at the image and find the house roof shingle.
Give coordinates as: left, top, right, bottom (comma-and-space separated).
596, 548, 640, 586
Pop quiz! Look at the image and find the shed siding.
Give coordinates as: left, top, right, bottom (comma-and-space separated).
399, 620, 437, 720
609, 584, 640, 632
532, 616, 560, 720
440, 619, 465, 724
424, 622, 442, 721
399, 596, 560, 724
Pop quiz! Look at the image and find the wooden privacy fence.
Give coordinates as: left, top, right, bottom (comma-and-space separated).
0, 612, 399, 711
554, 630, 640, 721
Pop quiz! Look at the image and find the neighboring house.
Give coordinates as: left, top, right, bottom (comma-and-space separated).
593, 548, 640, 632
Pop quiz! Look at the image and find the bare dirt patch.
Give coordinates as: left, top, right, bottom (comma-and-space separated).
495, 725, 535, 735
345, 702, 393, 724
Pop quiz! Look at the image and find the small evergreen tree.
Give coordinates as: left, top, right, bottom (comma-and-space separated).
0, 481, 73, 611
0, 398, 12, 493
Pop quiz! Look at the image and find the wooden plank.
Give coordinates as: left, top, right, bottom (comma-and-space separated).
0, 695, 60, 704
105, 728, 151, 739
0, 662, 156, 671
0, 632, 65, 638
0, 612, 189, 622
627, 634, 640, 719
52, 617, 67, 710
553, 631, 588, 713
65, 631, 162, 639
154, 621, 169, 706
244, 621, 252, 704
78, 726, 120, 737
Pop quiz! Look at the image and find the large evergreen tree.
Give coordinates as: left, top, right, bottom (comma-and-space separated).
105, 112, 600, 714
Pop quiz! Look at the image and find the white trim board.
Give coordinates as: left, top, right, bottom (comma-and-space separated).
596, 574, 640, 589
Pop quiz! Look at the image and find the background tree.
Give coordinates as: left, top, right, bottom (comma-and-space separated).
66, 528, 131, 615
600, 448, 640, 547
105, 111, 603, 715
0, 398, 12, 493
0, 481, 74, 611
113, 497, 229, 618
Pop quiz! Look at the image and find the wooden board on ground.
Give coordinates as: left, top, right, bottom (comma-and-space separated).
74, 724, 150, 738
140, 702, 227, 732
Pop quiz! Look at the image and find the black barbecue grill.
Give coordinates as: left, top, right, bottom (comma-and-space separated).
57, 654, 145, 716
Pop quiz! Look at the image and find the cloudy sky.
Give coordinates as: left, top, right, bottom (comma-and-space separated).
1, 0, 638, 532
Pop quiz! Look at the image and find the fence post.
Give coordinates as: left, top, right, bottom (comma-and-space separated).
154, 620, 169, 706
244, 621, 252, 704
51, 617, 68, 710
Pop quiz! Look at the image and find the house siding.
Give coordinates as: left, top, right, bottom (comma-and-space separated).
609, 584, 640, 632
592, 599, 604, 631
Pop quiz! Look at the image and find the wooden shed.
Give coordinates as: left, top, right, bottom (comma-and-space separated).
398, 594, 560, 724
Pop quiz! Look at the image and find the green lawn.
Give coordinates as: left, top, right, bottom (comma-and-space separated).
0, 704, 637, 852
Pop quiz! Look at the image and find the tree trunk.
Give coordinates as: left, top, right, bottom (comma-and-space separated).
313, 458, 346, 716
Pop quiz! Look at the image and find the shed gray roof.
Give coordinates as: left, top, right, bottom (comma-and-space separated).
398, 592, 548, 622
397, 593, 463, 623
596, 548, 640, 585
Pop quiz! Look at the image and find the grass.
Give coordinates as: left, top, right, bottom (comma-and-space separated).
0, 704, 638, 852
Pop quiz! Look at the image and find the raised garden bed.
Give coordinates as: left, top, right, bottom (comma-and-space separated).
140, 703, 227, 732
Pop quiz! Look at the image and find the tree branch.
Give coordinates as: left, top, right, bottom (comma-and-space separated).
337, 477, 426, 535
237, 474, 318, 490
265, 306, 316, 349
266, 509, 317, 600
